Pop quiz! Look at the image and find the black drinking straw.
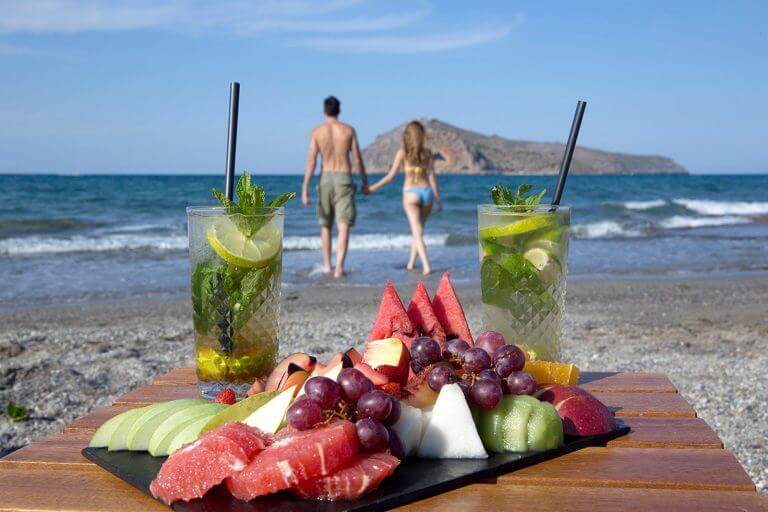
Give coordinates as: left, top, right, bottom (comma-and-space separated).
224, 81, 240, 201
217, 81, 240, 355
551, 100, 586, 205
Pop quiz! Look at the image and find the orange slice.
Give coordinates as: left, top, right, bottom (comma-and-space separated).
524, 360, 580, 386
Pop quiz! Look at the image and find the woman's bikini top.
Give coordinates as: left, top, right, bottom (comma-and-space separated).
404, 165, 425, 177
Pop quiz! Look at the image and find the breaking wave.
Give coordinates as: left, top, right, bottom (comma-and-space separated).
659, 215, 751, 229
622, 199, 667, 210
571, 221, 642, 239
673, 199, 768, 216
0, 234, 188, 256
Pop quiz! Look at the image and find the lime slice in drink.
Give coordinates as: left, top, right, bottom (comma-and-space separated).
479, 214, 558, 246
523, 247, 562, 286
523, 247, 551, 270
525, 239, 561, 255
207, 219, 280, 268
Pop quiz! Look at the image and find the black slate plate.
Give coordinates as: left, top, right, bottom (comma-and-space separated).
83, 422, 629, 512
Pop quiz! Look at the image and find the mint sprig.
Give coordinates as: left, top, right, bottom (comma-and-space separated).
491, 183, 546, 207
212, 171, 296, 237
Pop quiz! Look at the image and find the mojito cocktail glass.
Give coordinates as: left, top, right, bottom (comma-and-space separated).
477, 204, 570, 361
187, 206, 284, 399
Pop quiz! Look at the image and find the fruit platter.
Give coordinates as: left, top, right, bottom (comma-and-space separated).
83, 273, 628, 511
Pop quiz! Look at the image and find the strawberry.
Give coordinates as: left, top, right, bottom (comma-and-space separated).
214, 387, 236, 405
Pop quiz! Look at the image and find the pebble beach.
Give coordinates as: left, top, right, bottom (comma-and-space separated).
0, 276, 766, 492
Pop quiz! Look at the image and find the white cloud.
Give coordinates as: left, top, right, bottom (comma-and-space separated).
301, 23, 518, 54
0, 0, 519, 54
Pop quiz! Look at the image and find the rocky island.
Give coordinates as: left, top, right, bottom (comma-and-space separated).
362, 118, 686, 175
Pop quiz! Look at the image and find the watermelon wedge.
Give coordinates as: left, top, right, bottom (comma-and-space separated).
432, 272, 473, 344
290, 452, 400, 501
369, 281, 417, 345
406, 281, 447, 347
226, 420, 360, 500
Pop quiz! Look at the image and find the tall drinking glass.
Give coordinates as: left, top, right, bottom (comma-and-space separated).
187, 206, 284, 398
477, 205, 570, 361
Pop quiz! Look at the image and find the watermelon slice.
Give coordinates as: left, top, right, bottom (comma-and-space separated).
226, 420, 360, 500
290, 452, 400, 501
406, 281, 447, 347
369, 281, 417, 344
432, 272, 473, 344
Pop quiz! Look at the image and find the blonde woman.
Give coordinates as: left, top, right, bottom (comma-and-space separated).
369, 121, 442, 275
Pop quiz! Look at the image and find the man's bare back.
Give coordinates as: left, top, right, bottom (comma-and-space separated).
311, 119, 356, 173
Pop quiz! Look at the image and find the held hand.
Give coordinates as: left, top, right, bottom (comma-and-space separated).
302, 190, 311, 206
361, 183, 371, 195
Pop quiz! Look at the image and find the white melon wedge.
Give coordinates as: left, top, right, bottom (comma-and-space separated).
89, 407, 146, 448
417, 384, 488, 459
148, 403, 227, 456
126, 399, 207, 451
243, 385, 296, 434
391, 402, 423, 457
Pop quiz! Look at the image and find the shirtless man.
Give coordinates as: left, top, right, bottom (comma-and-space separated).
302, 96, 369, 278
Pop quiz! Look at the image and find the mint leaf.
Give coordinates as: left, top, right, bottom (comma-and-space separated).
490, 183, 546, 210
7, 401, 28, 422
268, 192, 297, 208
212, 188, 235, 210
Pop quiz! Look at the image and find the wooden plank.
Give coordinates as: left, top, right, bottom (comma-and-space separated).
154, 367, 680, 393
112, 384, 198, 406
610, 417, 723, 449
0, 467, 166, 511
152, 366, 196, 386
114, 384, 697, 418
592, 391, 696, 418
579, 372, 677, 393
64, 406, 140, 434
497, 447, 755, 491
0, 433, 95, 470
395, 484, 768, 512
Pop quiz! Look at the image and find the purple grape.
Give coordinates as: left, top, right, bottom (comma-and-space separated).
356, 389, 393, 422
356, 418, 389, 451
411, 337, 442, 366
470, 379, 503, 409
493, 345, 525, 376
443, 338, 470, 359
383, 394, 401, 425
286, 397, 324, 430
428, 365, 457, 392
462, 347, 491, 374
387, 428, 406, 460
337, 368, 373, 404
304, 376, 341, 410
457, 380, 472, 400
475, 331, 506, 357
476, 369, 502, 386
410, 360, 424, 374
506, 371, 537, 396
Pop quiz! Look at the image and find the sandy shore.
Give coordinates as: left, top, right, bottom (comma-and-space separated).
1, 276, 766, 492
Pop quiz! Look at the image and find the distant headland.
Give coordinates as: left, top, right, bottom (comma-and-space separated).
362, 118, 687, 175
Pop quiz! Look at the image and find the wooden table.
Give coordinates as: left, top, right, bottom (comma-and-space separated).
1, 367, 766, 511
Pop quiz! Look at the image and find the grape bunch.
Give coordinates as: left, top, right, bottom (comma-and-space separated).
410, 332, 537, 410
285, 370, 404, 458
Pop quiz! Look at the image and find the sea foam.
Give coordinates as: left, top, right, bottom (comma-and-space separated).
571, 221, 642, 239
659, 215, 750, 229
673, 199, 768, 216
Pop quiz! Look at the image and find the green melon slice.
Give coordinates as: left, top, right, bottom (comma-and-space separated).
148, 402, 227, 456
89, 407, 146, 448
166, 415, 217, 455
125, 399, 207, 451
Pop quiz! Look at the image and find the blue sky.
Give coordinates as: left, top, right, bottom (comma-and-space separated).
1, 0, 766, 174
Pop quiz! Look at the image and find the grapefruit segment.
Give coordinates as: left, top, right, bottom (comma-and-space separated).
290, 452, 400, 500
432, 272, 473, 344
369, 281, 417, 345
406, 281, 447, 347
226, 420, 360, 500
150, 422, 271, 505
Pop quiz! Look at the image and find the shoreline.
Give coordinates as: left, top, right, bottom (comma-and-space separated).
0, 275, 766, 492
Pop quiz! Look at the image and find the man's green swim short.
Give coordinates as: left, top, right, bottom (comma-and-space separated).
317, 171, 356, 227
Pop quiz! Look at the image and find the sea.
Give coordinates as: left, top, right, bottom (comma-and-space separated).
1, 174, 767, 310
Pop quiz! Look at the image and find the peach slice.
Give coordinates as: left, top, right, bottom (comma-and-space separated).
279, 364, 310, 398
265, 353, 317, 392
362, 338, 411, 385
403, 367, 438, 408
345, 347, 363, 366
353, 362, 390, 386
312, 352, 354, 377
535, 385, 589, 405
245, 378, 266, 396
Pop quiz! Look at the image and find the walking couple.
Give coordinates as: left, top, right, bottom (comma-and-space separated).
302, 96, 442, 278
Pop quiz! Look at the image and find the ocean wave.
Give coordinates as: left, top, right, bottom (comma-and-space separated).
0, 234, 188, 256
0, 218, 99, 236
284, 233, 450, 251
659, 215, 751, 229
571, 221, 642, 239
622, 199, 667, 210
104, 222, 182, 233
673, 199, 768, 216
